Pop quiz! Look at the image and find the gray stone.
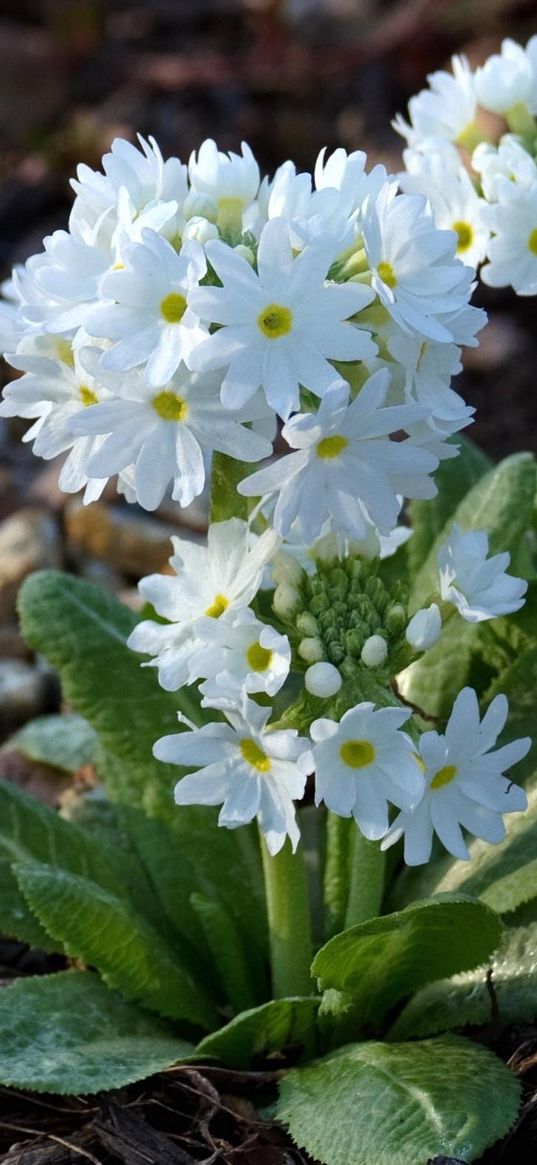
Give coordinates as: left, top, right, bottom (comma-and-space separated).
0, 508, 62, 620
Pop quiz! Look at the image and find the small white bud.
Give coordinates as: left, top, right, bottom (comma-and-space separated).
183, 190, 217, 222
405, 604, 442, 651
298, 637, 324, 664
182, 216, 219, 245
273, 582, 299, 618
233, 244, 255, 266
305, 661, 342, 698
360, 634, 388, 668
296, 612, 319, 637
271, 549, 304, 587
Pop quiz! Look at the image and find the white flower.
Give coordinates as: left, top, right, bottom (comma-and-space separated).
360, 634, 388, 667
188, 139, 260, 232
238, 371, 438, 541
127, 519, 278, 690
393, 55, 477, 149
362, 183, 475, 343
311, 702, 424, 839
0, 343, 110, 502
399, 148, 489, 268
480, 183, 537, 296
474, 38, 536, 116
384, 326, 475, 437
70, 134, 188, 251
314, 147, 388, 221
438, 522, 527, 622
406, 604, 442, 650
189, 217, 376, 420
86, 230, 207, 385
19, 231, 110, 334
154, 698, 313, 854
473, 135, 537, 202
382, 688, 530, 864
68, 362, 273, 511
187, 607, 291, 702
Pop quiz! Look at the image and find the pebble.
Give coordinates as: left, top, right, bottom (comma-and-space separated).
64, 500, 179, 578
0, 658, 59, 736
0, 508, 62, 620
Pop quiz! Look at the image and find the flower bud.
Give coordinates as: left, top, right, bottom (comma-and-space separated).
305, 661, 342, 698
405, 604, 442, 650
298, 637, 324, 664
271, 549, 304, 587
183, 216, 219, 244
296, 612, 320, 637
233, 244, 255, 266
360, 634, 388, 667
273, 583, 300, 618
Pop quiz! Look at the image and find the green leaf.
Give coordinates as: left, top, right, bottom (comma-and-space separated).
396, 616, 478, 721
0, 778, 156, 923
0, 971, 194, 1094
391, 922, 537, 1041
408, 436, 492, 577
311, 894, 502, 1030
276, 1034, 520, 1165
0, 858, 53, 950
191, 893, 257, 1014
14, 860, 218, 1030
17, 570, 201, 819
391, 782, 537, 916
210, 453, 255, 522
11, 713, 98, 772
411, 452, 536, 609
196, 997, 319, 1069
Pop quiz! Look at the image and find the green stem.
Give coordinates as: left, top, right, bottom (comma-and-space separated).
260, 832, 313, 998
344, 830, 385, 928
323, 812, 353, 939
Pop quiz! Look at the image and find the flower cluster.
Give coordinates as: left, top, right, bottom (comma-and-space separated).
0, 131, 530, 866
396, 35, 537, 296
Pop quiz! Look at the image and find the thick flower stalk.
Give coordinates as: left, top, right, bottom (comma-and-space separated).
0, 129, 531, 997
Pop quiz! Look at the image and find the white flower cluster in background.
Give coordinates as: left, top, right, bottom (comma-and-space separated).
0, 133, 484, 513
396, 35, 537, 296
0, 131, 530, 864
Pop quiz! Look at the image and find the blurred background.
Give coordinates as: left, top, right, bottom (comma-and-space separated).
0, 0, 537, 752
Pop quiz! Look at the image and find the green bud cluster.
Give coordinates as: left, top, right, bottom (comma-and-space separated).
279, 555, 410, 681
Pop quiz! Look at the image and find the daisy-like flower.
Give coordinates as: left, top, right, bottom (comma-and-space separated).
474, 38, 537, 116
0, 342, 110, 502
189, 217, 376, 420
399, 148, 489, 269
393, 55, 478, 150
238, 371, 438, 541
128, 519, 278, 690
480, 184, 537, 296
188, 139, 260, 234
384, 327, 475, 437
19, 231, 111, 334
314, 147, 388, 222
154, 697, 313, 854
86, 230, 207, 385
362, 183, 476, 343
311, 702, 424, 839
438, 522, 527, 622
187, 607, 291, 703
68, 363, 274, 511
473, 135, 537, 202
381, 687, 530, 865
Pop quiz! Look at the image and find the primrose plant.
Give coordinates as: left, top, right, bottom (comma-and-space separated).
2, 38, 537, 1165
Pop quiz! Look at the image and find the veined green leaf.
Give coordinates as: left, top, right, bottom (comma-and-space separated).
11, 713, 97, 772
391, 922, 537, 1040
14, 860, 218, 1030
276, 1034, 520, 1165
311, 894, 502, 1031
0, 971, 194, 1094
197, 997, 319, 1069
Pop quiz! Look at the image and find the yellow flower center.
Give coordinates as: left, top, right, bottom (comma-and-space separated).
452, 220, 474, 252
246, 641, 273, 672
55, 339, 74, 366
377, 261, 397, 289
339, 739, 376, 769
160, 292, 188, 324
430, 763, 458, 790
79, 384, 98, 407
205, 593, 229, 618
527, 229, 537, 255
240, 738, 271, 772
257, 303, 293, 339
152, 390, 188, 422
316, 435, 348, 459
